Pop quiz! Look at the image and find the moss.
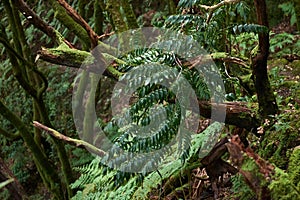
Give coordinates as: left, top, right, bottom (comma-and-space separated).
268, 58, 289, 68
290, 60, 300, 75
106, 0, 127, 33
287, 148, 300, 186
260, 110, 300, 169
269, 168, 300, 200
48, 0, 91, 49
120, 0, 139, 29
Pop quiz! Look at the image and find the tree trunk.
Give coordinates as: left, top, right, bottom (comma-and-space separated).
120, 0, 139, 29
252, 0, 278, 118
106, 0, 128, 32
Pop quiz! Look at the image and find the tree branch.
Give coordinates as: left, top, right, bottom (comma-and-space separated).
56, 0, 99, 48
199, 0, 241, 11
38, 47, 123, 79
198, 101, 260, 134
33, 121, 107, 157
185, 53, 249, 70
13, 0, 72, 47
199, 0, 241, 24
38, 47, 259, 132
0, 157, 28, 200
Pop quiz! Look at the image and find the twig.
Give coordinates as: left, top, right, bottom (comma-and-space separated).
199, 0, 240, 24
33, 121, 106, 157
199, 0, 240, 12
98, 32, 115, 40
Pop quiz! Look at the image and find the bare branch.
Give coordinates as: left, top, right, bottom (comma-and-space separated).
33, 121, 107, 157
199, 0, 241, 12
199, 0, 241, 23
185, 53, 249, 69
98, 31, 115, 40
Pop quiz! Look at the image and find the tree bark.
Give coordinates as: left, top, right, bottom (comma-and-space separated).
252, 0, 278, 118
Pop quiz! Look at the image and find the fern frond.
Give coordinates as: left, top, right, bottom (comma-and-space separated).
232, 24, 269, 34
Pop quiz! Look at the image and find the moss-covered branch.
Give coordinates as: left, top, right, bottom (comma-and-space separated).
106, 0, 127, 32
48, 0, 91, 49
198, 101, 260, 134
3, 2, 74, 198
120, 0, 139, 29
38, 46, 123, 79
94, 0, 104, 35
56, 0, 99, 48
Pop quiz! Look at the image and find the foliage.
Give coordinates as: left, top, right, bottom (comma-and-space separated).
231, 174, 256, 200
0, 0, 299, 199
269, 32, 300, 57
259, 110, 299, 168
269, 167, 300, 200
71, 122, 224, 199
91, 47, 212, 181
279, 2, 297, 26
287, 148, 300, 188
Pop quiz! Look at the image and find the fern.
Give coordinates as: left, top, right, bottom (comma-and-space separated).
232, 24, 269, 35
71, 122, 224, 199
98, 47, 213, 174
269, 168, 300, 200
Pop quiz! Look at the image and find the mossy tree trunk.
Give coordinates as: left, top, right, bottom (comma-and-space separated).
106, 0, 128, 32
94, 0, 104, 35
120, 0, 139, 29
0, 1, 74, 199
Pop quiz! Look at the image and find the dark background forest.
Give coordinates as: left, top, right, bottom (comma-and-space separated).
0, 0, 300, 199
